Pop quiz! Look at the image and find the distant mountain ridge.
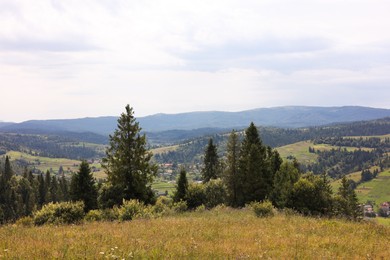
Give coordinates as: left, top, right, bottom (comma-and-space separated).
1, 106, 389, 135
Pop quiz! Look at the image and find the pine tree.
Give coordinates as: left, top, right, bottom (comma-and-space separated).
59, 175, 69, 201
173, 168, 188, 202
4, 156, 12, 181
224, 130, 240, 207
334, 176, 361, 220
271, 161, 300, 208
70, 160, 98, 211
49, 176, 59, 203
101, 105, 158, 207
37, 173, 46, 207
237, 122, 269, 206
202, 138, 220, 183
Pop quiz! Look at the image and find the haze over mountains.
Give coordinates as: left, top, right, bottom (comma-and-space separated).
1, 106, 389, 136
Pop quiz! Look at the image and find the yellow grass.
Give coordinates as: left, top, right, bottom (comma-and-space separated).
6, 151, 81, 173
151, 145, 179, 155
1, 209, 389, 259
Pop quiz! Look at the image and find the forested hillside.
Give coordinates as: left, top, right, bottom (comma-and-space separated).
154, 118, 390, 165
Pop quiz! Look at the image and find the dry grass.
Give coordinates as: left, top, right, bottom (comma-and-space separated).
1, 208, 389, 259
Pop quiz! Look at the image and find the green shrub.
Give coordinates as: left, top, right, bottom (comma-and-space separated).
118, 199, 152, 221
172, 200, 188, 213
101, 208, 120, 221
84, 210, 103, 222
186, 183, 206, 209
153, 196, 173, 216
195, 204, 206, 213
204, 179, 226, 209
251, 200, 275, 218
15, 216, 34, 227
33, 201, 85, 226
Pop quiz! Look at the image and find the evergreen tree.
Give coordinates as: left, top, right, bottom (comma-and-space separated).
59, 175, 70, 202
49, 176, 59, 203
70, 160, 98, 211
224, 130, 240, 207
202, 138, 220, 183
101, 105, 158, 207
44, 170, 51, 202
173, 168, 188, 202
17, 177, 36, 216
334, 176, 361, 220
271, 161, 300, 208
236, 122, 269, 206
37, 173, 46, 207
4, 156, 12, 181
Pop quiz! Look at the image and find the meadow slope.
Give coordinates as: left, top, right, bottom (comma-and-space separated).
1, 209, 389, 259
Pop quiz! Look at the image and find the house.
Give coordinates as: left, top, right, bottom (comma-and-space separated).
379, 202, 390, 217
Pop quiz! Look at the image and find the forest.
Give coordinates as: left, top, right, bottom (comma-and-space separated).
0, 105, 368, 225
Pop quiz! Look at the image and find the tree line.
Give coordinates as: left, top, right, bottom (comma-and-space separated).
0, 105, 363, 224
173, 124, 361, 219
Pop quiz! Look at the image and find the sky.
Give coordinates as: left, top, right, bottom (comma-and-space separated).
0, 0, 389, 122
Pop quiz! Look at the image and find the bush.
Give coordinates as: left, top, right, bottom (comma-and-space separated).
172, 200, 188, 213
186, 183, 206, 209
33, 201, 85, 226
153, 196, 173, 216
101, 208, 120, 221
251, 200, 275, 218
15, 216, 34, 227
84, 210, 103, 222
195, 204, 206, 213
118, 199, 152, 221
204, 179, 226, 209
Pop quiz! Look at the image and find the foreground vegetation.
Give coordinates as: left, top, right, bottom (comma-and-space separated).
1, 208, 389, 259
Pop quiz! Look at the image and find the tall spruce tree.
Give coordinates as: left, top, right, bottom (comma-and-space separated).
202, 138, 220, 183
173, 168, 188, 202
224, 130, 241, 207
236, 122, 269, 206
334, 176, 361, 220
4, 156, 12, 181
101, 105, 157, 207
271, 161, 300, 208
70, 160, 98, 211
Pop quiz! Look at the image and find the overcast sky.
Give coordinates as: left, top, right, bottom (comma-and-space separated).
0, 0, 389, 122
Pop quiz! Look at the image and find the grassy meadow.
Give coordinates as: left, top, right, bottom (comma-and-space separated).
6, 151, 81, 173
1, 208, 389, 259
355, 170, 390, 207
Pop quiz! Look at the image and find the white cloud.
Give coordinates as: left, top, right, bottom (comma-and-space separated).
0, 0, 389, 122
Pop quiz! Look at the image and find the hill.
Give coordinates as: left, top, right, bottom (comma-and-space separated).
1, 106, 389, 135
2, 209, 389, 258
355, 170, 390, 207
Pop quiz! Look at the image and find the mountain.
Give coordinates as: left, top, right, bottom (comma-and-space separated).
0, 122, 15, 128
1, 106, 389, 135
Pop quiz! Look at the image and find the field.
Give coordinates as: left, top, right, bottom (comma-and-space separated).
151, 181, 176, 195
276, 141, 318, 164
1, 209, 389, 259
6, 151, 81, 173
355, 170, 390, 207
151, 145, 179, 155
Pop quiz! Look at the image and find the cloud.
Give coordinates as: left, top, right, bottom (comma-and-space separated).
0, 37, 99, 52
0, 0, 389, 122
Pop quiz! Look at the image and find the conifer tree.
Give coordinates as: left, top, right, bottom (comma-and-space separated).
334, 176, 361, 220
70, 160, 98, 211
173, 168, 188, 202
202, 138, 220, 183
271, 161, 300, 208
224, 130, 240, 207
237, 122, 269, 206
37, 173, 46, 207
49, 176, 59, 203
101, 105, 157, 207
4, 156, 12, 181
